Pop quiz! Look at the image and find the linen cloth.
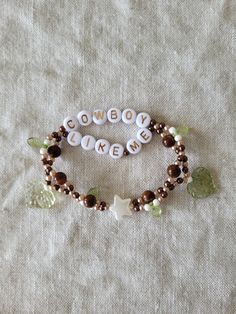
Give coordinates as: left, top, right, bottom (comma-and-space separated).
0, 0, 235, 313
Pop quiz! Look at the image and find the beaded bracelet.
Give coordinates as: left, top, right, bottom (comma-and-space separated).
27, 108, 217, 220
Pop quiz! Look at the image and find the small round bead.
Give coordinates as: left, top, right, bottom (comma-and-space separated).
150, 119, 157, 126
157, 187, 164, 194
161, 191, 168, 198
40, 148, 48, 155
182, 166, 189, 174
55, 172, 67, 185
53, 184, 60, 191
178, 144, 185, 152
141, 190, 155, 204
159, 122, 165, 129
59, 126, 66, 133
167, 164, 181, 178
123, 148, 130, 156
47, 145, 61, 158
153, 199, 160, 206
162, 135, 176, 148
169, 127, 177, 135
72, 192, 80, 199
174, 135, 182, 141
176, 177, 184, 184
177, 155, 188, 162
97, 201, 107, 211
64, 189, 70, 195
83, 194, 97, 208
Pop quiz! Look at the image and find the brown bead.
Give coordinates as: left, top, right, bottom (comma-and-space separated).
164, 181, 172, 188
83, 194, 97, 208
175, 147, 180, 154
64, 189, 70, 195
141, 190, 155, 204
161, 191, 168, 198
56, 136, 62, 142
167, 164, 181, 178
51, 132, 59, 138
148, 125, 155, 132
168, 184, 175, 191
156, 187, 164, 194
97, 201, 107, 211
68, 185, 74, 191
156, 127, 164, 134
55, 172, 67, 185
159, 122, 165, 129
162, 135, 176, 148
182, 166, 189, 174
48, 145, 61, 158
123, 148, 130, 156
54, 184, 60, 191
178, 144, 185, 152
46, 180, 51, 185
176, 177, 184, 184
63, 131, 69, 138
59, 126, 66, 133
150, 119, 157, 126
177, 155, 188, 162
72, 192, 80, 199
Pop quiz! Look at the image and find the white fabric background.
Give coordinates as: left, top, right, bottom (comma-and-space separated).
0, 0, 235, 313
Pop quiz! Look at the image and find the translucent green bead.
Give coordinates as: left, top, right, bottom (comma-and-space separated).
187, 167, 217, 199
150, 205, 162, 218
176, 125, 189, 137
36, 189, 56, 208
25, 181, 55, 208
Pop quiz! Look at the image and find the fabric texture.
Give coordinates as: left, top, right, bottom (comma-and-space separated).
0, 0, 235, 313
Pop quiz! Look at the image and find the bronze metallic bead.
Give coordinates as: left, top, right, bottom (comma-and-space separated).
162, 135, 176, 148
55, 172, 67, 185
48, 145, 61, 158
68, 185, 74, 191
177, 155, 188, 162
150, 119, 157, 126
54, 184, 60, 191
63, 131, 69, 138
59, 126, 66, 133
97, 201, 107, 211
161, 191, 168, 198
178, 144, 185, 152
156, 127, 164, 134
51, 132, 59, 138
148, 125, 155, 132
123, 148, 130, 156
176, 177, 184, 184
167, 164, 181, 178
64, 189, 70, 195
157, 187, 164, 194
56, 136, 62, 142
141, 190, 155, 204
182, 166, 189, 174
72, 192, 80, 199
83, 194, 97, 208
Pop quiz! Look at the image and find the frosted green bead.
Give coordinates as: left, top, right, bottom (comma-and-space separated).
25, 181, 55, 208
151, 205, 162, 218
176, 125, 189, 136
36, 189, 56, 208
187, 167, 217, 199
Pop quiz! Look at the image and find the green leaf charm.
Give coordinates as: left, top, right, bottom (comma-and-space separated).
187, 167, 217, 199
27, 137, 46, 149
150, 205, 162, 218
176, 125, 189, 137
25, 181, 55, 208
87, 186, 100, 199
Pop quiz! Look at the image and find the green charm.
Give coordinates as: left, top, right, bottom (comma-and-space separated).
150, 205, 162, 218
87, 186, 100, 200
25, 181, 56, 208
27, 137, 48, 149
176, 125, 189, 137
187, 167, 217, 199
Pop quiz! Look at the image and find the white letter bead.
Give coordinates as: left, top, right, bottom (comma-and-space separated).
136, 112, 151, 128
107, 108, 122, 123
109, 143, 124, 159
77, 110, 92, 126
95, 139, 110, 155
122, 109, 137, 124
67, 131, 82, 146
93, 109, 107, 125
81, 135, 96, 151
63, 116, 79, 131
137, 128, 152, 144
126, 138, 142, 155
